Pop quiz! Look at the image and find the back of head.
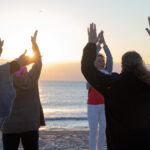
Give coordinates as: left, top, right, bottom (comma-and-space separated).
122, 51, 143, 72
122, 51, 150, 85
13, 67, 30, 90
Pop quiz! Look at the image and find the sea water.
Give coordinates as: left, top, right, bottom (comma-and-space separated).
39, 81, 88, 129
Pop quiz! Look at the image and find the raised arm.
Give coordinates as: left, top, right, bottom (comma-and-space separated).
23, 30, 42, 81
104, 45, 113, 73
31, 30, 42, 63
0, 38, 4, 56
81, 43, 113, 95
13, 31, 42, 89
82, 23, 114, 95
98, 31, 113, 73
146, 17, 150, 36
0, 37, 34, 74
29, 30, 42, 80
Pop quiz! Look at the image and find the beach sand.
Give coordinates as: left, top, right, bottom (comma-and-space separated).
0, 129, 107, 150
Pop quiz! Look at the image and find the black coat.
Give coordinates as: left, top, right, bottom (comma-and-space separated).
81, 43, 150, 150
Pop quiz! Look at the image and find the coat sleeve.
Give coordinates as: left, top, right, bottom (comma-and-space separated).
13, 57, 42, 90
81, 43, 116, 95
103, 45, 113, 73
9, 61, 20, 74
0, 63, 16, 120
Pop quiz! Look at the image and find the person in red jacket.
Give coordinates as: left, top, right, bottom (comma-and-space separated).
86, 29, 113, 150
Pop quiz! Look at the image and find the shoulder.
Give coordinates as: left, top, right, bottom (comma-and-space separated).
111, 72, 120, 77
110, 72, 120, 82
100, 69, 109, 74
0, 63, 10, 73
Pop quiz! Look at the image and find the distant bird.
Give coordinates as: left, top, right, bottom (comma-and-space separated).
39, 10, 43, 13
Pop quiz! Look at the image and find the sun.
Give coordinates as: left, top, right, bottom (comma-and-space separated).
26, 49, 34, 58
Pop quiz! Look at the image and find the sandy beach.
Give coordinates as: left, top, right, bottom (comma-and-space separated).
0, 129, 107, 150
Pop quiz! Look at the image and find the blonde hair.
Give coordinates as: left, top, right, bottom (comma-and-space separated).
97, 53, 104, 58
122, 51, 150, 85
94, 53, 105, 69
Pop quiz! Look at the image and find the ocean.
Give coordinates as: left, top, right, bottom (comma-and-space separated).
39, 81, 88, 129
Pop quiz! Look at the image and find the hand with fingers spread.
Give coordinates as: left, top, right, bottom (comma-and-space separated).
146, 17, 150, 36
0, 38, 4, 56
87, 23, 98, 43
31, 30, 41, 61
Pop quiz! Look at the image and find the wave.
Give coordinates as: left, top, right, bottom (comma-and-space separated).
45, 117, 88, 121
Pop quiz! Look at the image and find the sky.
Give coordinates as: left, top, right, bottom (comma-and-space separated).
0, 0, 150, 65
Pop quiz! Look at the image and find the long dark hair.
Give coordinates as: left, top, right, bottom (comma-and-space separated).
122, 51, 150, 85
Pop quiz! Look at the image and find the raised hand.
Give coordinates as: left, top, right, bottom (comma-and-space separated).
31, 30, 41, 59
16, 50, 33, 67
97, 30, 106, 46
87, 23, 98, 43
146, 17, 150, 36
0, 38, 4, 56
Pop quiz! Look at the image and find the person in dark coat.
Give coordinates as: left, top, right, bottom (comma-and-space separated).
81, 18, 150, 150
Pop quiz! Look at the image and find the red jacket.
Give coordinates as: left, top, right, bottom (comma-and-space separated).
87, 87, 104, 105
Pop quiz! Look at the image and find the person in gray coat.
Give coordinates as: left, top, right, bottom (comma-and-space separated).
1, 30, 45, 150
0, 37, 35, 127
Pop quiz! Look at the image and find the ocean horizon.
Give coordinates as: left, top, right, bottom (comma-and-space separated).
39, 80, 89, 129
